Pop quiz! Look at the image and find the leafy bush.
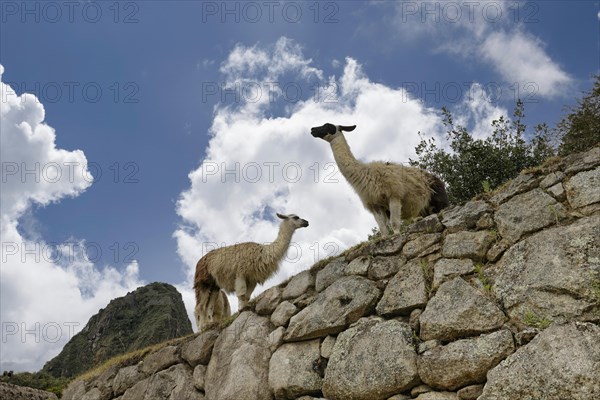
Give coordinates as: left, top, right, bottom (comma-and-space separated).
557, 75, 600, 156
410, 100, 554, 204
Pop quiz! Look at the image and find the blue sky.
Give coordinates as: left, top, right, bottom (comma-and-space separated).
1, 1, 598, 371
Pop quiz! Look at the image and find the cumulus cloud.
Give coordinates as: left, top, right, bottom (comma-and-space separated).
389, 0, 573, 99
479, 30, 572, 98
0, 65, 144, 372
175, 38, 506, 322
454, 83, 509, 140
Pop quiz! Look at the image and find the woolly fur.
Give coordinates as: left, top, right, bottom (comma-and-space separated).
193, 215, 307, 329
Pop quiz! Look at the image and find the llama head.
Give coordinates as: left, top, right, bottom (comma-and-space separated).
310, 123, 356, 142
276, 213, 309, 228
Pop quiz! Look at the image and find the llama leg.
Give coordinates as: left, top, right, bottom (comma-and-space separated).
390, 198, 405, 234
216, 290, 231, 320
245, 281, 257, 304
221, 291, 231, 317
194, 303, 203, 331
372, 209, 390, 235
235, 275, 248, 309
196, 288, 210, 327
207, 290, 220, 322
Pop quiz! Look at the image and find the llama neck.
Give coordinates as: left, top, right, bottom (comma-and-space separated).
266, 223, 295, 263
330, 134, 364, 184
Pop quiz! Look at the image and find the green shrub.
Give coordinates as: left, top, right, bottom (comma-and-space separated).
410, 100, 554, 204
557, 75, 600, 156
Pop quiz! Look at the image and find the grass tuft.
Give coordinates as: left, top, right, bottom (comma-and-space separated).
523, 310, 552, 329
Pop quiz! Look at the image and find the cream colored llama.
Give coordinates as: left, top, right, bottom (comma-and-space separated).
311, 123, 448, 234
193, 212, 309, 330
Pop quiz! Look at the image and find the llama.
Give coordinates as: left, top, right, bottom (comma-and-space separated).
193, 212, 309, 329
311, 123, 449, 234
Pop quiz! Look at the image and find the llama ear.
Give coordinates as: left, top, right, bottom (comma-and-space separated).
339, 125, 356, 132
276, 213, 287, 220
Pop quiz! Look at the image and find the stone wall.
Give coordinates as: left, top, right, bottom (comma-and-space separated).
62, 147, 600, 400
0, 382, 58, 400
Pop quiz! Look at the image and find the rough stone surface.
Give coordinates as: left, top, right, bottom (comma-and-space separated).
420, 278, 506, 341
268, 326, 285, 352
546, 182, 566, 201
0, 383, 59, 400
80, 388, 101, 400
255, 286, 283, 315
411, 384, 433, 396
418, 340, 441, 354
268, 339, 322, 399
140, 345, 180, 375
346, 234, 408, 261
565, 167, 600, 208
292, 293, 315, 309
298, 396, 327, 400
120, 380, 148, 400
323, 318, 419, 400
387, 395, 411, 400
564, 146, 600, 173
414, 392, 458, 400
282, 270, 314, 300
315, 258, 348, 292
61, 380, 86, 400
320, 335, 336, 359
91, 365, 118, 400
456, 385, 483, 400
403, 233, 442, 259
515, 328, 539, 346
486, 239, 510, 262
475, 213, 494, 230
490, 214, 600, 322
480, 322, 600, 400
441, 201, 492, 233
442, 230, 495, 261
409, 214, 444, 234
490, 173, 538, 205
192, 364, 206, 391
180, 329, 220, 366
369, 234, 409, 256
205, 312, 273, 400
376, 259, 428, 316
271, 301, 298, 327
163, 365, 204, 400
112, 365, 145, 396
418, 330, 515, 390
409, 308, 422, 333
297, 397, 326, 400
432, 259, 475, 289
368, 256, 406, 280
494, 188, 566, 243
345, 256, 370, 276
540, 171, 564, 188
285, 276, 381, 341
122, 364, 202, 400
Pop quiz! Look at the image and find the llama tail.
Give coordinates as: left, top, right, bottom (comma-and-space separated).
194, 257, 231, 330
194, 257, 219, 303
424, 173, 450, 215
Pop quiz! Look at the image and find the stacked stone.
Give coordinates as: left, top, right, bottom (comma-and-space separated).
63, 147, 600, 400
0, 382, 58, 400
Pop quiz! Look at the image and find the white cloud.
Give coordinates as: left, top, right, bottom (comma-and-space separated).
454, 83, 508, 140
0, 65, 145, 372
388, 0, 573, 99
176, 38, 508, 320
480, 30, 572, 98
